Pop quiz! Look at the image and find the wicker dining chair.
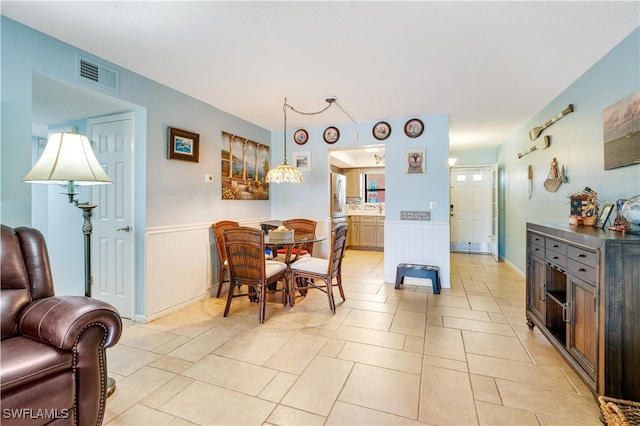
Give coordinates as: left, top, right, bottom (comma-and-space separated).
289, 223, 348, 313
212, 220, 239, 297
276, 218, 317, 259
223, 227, 288, 323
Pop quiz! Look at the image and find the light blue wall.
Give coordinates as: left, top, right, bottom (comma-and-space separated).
497, 27, 640, 271
1, 17, 271, 315
450, 148, 497, 167
270, 114, 450, 222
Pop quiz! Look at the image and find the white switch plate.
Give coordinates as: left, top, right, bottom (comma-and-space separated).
204, 174, 214, 183
430, 201, 439, 209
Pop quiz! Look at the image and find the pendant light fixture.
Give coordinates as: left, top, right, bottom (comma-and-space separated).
265, 96, 358, 184
266, 98, 304, 183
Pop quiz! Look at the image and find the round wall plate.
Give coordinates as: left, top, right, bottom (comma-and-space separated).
323, 126, 340, 144
404, 118, 424, 138
372, 121, 391, 140
293, 129, 308, 145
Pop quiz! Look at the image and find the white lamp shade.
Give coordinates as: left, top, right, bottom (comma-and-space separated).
23, 133, 112, 185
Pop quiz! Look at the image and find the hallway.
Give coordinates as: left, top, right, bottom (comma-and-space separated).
105, 251, 601, 425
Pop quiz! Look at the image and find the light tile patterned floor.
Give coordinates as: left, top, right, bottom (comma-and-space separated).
105, 251, 602, 425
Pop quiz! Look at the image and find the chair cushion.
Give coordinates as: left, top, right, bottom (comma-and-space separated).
265, 260, 287, 278
0, 336, 72, 392
276, 248, 309, 255
290, 257, 328, 274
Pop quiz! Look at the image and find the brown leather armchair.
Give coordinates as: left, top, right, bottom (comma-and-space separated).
0, 225, 122, 426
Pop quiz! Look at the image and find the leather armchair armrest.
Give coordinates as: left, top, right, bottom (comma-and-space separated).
19, 296, 122, 350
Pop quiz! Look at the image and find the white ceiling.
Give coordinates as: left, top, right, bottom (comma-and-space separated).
3, 1, 639, 152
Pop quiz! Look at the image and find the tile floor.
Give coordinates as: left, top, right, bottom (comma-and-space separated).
105, 251, 602, 425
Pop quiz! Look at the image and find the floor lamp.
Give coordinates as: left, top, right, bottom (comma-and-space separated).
23, 132, 117, 396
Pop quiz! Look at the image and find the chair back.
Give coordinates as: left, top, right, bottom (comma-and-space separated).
283, 218, 317, 255
1, 225, 55, 340
328, 223, 349, 278
212, 220, 239, 264
223, 227, 266, 287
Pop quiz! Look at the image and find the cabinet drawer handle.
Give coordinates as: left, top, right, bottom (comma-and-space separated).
552, 244, 559, 248
553, 256, 559, 260
577, 268, 586, 272
539, 284, 545, 301
577, 253, 586, 258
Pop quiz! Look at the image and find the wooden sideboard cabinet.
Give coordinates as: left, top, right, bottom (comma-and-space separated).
526, 223, 640, 401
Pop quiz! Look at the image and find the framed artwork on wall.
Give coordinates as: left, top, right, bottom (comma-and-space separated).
292, 151, 311, 172
168, 127, 199, 162
323, 126, 340, 144
294, 129, 308, 145
404, 118, 424, 138
406, 148, 425, 174
373, 121, 391, 140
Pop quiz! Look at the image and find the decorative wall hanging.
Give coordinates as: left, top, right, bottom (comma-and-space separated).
527, 165, 533, 200
603, 90, 640, 170
406, 149, 425, 174
373, 121, 391, 140
323, 126, 340, 144
543, 157, 567, 193
528, 104, 573, 141
292, 151, 311, 172
221, 131, 269, 200
293, 129, 308, 145
404, 118, 424, 138
518, 135, 550, 158
168, 127, 199, 162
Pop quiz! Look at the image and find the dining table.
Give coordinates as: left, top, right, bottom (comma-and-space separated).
264, 233, 326, 265
265, 233, 326, 306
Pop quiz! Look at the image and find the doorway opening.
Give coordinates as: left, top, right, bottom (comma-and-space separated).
450, 165, 498, 260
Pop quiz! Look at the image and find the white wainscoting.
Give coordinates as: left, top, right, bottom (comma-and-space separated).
144, 218, 277, 322
383, 220, 450, 288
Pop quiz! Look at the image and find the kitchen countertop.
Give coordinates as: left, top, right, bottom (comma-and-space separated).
346, 210, 385, 217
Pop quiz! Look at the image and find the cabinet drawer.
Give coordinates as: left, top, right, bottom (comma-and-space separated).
360, 216, 377, 223
568, 258, 597, 283
545, 249, 568, 268
529, 242, 544, 256
349, 216, 360, 222
529, 233, 545, 246
568, 247, 597, 266
545, 239, 568, 256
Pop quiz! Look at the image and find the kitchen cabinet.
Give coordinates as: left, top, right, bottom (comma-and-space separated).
348, 216, 360, 246
347, 215, 384, 250
345, 169, 361, 198
526, 223, 640, 401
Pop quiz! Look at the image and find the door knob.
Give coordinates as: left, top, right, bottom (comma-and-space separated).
116, 226, 132, 232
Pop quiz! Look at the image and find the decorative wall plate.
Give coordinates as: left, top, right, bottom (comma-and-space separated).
372, 121, 391, 140
323, 126, 340, 144
404, 118, 424, 138
293, 129, 308, 145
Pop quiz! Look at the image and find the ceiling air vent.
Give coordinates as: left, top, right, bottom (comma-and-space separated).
77, 56, 119, 91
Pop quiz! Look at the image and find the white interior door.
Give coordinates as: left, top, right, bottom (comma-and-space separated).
89, 114, 134, 319
450, 167, 493, 254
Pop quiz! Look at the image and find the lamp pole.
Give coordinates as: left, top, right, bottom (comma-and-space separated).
77, 203, 97, 298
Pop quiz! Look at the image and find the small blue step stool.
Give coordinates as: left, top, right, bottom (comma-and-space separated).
394, 263, 441, 294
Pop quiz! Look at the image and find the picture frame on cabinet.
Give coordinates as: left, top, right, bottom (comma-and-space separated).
168, 127, 199, 162
596, 203, 613, 229
292, 151, 311, 172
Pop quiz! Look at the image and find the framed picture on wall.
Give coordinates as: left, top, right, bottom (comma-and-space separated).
168, 127, 199, 162
406, 148, 425, 174
292, 151, 311, 172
